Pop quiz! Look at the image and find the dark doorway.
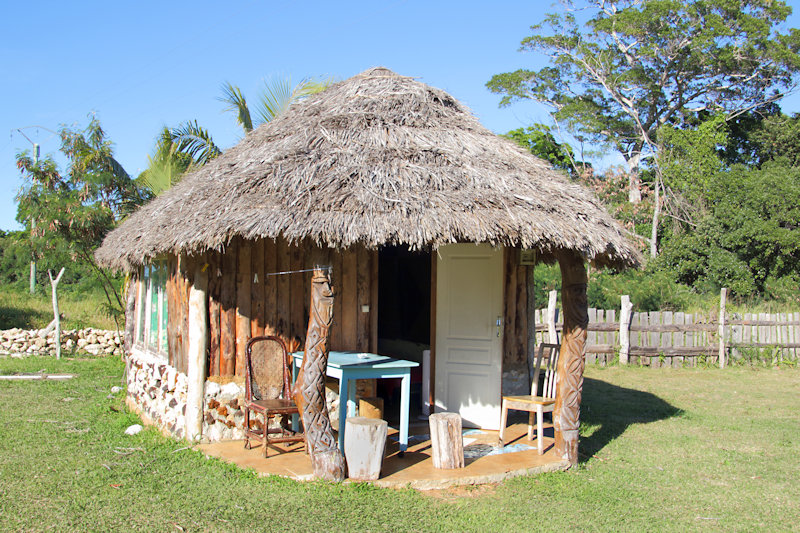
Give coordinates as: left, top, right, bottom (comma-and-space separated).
376, 246, 431, 420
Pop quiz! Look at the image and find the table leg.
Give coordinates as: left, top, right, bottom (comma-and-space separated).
399, 370, 410, 454
291, 359, 299, 433
337, 376, 348, 452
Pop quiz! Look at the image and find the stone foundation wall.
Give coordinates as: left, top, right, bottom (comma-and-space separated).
128, 349, 370, 443
0, 328, 123, 357
127, 349, 188, 438
200, 378, 348, 442
202, 381, 246, 442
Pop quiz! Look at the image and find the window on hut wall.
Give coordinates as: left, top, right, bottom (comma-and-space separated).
135, 261, 169, 359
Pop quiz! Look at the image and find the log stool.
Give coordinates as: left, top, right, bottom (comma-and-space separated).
429, 412, 465, 469
344, 417, 388, 481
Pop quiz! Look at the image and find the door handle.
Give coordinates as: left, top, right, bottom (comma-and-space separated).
496, 316, 502, 337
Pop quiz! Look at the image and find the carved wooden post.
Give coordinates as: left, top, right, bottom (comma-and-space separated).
291, 267, 346, 482
554, 251, 588, 466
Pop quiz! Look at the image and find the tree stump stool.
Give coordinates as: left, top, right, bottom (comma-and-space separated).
429, 412, 464, 469
344, 417, 388, 481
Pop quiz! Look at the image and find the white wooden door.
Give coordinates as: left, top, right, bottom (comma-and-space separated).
434, 244, 503, 429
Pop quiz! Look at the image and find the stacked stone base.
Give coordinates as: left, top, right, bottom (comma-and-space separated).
127, 349, 188, 438
0, 327, 123, 357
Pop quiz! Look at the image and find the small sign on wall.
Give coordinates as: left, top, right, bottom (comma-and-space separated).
520, 249, 536, 266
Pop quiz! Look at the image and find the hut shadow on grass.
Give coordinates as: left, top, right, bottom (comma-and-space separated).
577, 376, 681, 463
0, 305, 49, 330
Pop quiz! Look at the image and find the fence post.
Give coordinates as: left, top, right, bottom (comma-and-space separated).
547, 290, 559, 344
719, 287, 727, 368
619, 295, 633, 365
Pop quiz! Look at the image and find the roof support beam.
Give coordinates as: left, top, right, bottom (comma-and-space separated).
186, 255, 209, 442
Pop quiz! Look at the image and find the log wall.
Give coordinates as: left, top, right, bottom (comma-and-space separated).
502, 247, 531, 366
152, 237, 379, 378
148, 244, 531, 383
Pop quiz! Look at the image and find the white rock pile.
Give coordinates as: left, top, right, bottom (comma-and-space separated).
0, 327, 123, 357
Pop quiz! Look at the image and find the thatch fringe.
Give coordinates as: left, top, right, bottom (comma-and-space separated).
97, 67, 640, 271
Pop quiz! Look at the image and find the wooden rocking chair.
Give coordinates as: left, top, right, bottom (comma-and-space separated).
498, 343, 560, 454
243, 336, 305, 457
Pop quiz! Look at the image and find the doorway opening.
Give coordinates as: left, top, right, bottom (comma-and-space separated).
376, 245, 431, 420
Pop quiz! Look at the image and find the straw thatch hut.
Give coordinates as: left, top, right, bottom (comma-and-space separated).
97, 67, 639, 464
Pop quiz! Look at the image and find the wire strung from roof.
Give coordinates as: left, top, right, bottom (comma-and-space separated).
265, 266, 331, 277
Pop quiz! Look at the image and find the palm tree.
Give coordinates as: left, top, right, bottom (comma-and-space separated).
141, 76, 332, 197
220, 76, 332, 133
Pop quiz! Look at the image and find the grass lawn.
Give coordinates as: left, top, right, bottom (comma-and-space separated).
1, 356, 798, 532
0, 287, 119, 331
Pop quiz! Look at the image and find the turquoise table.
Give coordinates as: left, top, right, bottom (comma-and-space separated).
291, 351, 419, 454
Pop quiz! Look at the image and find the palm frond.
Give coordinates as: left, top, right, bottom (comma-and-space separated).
167, 121, 222, 166
219, 82, 254, 133
254, 76, 294, 126
139, 155, 186, 197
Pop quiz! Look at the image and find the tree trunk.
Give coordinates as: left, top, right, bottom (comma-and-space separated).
554, 251, 588, 466
48, 268, 65, 359
650, 172, 662, 258
626, 153, 643, 204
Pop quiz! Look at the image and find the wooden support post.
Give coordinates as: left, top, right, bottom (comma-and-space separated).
547, 289, 559, 344
526, 265, 537, 389
719, 287, 727, 368
619, 295, 633, 365
185, 258, 208, 442
554, 251, 588, 466
344, 417, 388, 481
235, 243, 251, 376
123, 275, 136, 356
429, 412, 464, 469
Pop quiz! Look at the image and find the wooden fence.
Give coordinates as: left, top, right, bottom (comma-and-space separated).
533, 290, 800, 367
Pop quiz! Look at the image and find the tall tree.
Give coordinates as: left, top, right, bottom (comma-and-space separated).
16, 117, 144, 324
488, 0, 800, 256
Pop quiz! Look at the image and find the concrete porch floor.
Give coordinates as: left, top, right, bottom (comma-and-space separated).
196, 421, 570, 490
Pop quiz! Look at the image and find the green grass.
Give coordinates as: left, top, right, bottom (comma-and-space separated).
1, 356, 798, 532
0, 285, 118, 330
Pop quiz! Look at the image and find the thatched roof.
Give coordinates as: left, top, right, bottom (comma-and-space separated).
97, 67, 640, 271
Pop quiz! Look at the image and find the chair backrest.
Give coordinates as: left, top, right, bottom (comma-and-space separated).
245, 336, 291, 402
530, 343, 560, 399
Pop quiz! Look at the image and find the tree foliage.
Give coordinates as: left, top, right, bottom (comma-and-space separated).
658, 162, 800, 297
488, 0, 800, 169
488, 0, 800, 256
503, 124, 586, 175
15, 117, 144, 322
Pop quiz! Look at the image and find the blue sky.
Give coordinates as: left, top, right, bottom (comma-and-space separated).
2, 0, 800, 232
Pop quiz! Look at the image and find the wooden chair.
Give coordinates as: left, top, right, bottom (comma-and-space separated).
498, 343, 560, 454
243, 336, 305, 457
